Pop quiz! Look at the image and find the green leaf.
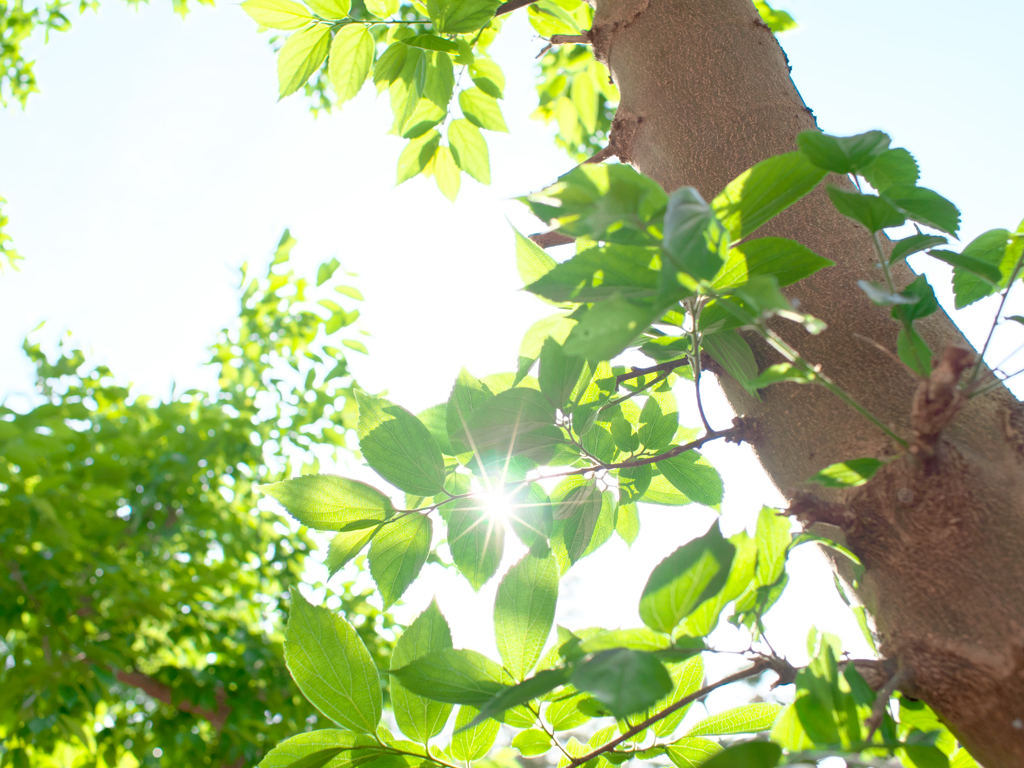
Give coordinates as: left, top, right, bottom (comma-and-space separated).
665, 738, 722, 768
685, 703, 782, 736
373, 42, 408, 91
571, 68, 598, 135
451, 705, 500, 760
282, 748, 347, 768
639, 520, 735, 633
329, 25, 374, 105
929, 249, 1002, 283
676, 532, 756, 639
898, 323, 933, 377
507, 482, 554, 550
713, 237, 833, 290
701, 331, 758, 398
523, 164, 667, 246
890, 233, 947, 264
459, 87, 508, 132
638, 391, 678, 453
651, 656, 704, 737
278, 25, 331, 99
696, 741, 781, 768
656, 451, 723, 509
662, 187, 726, 281
447, 497, 505, 590
368, 514, 433, 608
827, 187, 905, 232
357, 391, 446, 496
539, 337, 586, 408
327, 528, 378, 576
428, 0, 501, 33
258, 474, 394, 530
494, 553, 559, 680
242, 0, 312, 30
951, 228, 1013, 308
571, 649, 672, 719
615, 501, 640, 545
391, 649, 508, 706
578, 628, 670, 654
527, 244, 661, 303
862, 148, 919, 192
902, 745, 951, 768
712, 151, 826, 242
285, 588, 383, 733
858, 280, 918, 306
397, 130, 442, 184
448, 119, 490, 185
390, 600, 454, 744
751, 362, 816, 388
753, 506, 790, 586
402, 33, 458, 53
433, 144, 461, 201
258, 730, 377, 768
512, 729, 552, 757
552, 479, 603, 564
317, 257, 341, 286
455, 387, 561, 465
808, 458, 883, 488
446, 368, 493, 454
513, 226, 558, 287
306, 0, 349, 18
753, 0, 795, 32
462, 668, 570, 730
883, 185, 960, 235
563, 296, 660, 362
640, 472, 693, 506
364, 0, 397, 17
470, 58, 504, 98
891, 275, 939, 323
796, 130, 890, 174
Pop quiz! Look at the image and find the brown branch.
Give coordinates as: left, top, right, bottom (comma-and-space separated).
568, 662, 770, 767
529, 231, 575, 249
550, 34, 591, 46
114, 669, 233, 730
495, 0, 537, 16
615, 358, 691, 385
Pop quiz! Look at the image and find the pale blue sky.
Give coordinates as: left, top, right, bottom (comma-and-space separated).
2, 0, 1022, 676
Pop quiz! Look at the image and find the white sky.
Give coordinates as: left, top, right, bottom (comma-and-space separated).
2, 0, 1022, 702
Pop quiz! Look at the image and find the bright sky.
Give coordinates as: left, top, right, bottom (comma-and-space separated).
2, 0, 1022, 708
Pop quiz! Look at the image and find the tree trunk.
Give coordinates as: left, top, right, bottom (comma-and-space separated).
590, 0, 1024, 764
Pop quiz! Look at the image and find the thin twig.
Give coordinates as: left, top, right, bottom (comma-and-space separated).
864, 666, 912, 742
550, 34, 590, 45
567, 662, 770, 767
687, 299, 713, 433
615, 358, 690, 385
966, 247, 1024, 390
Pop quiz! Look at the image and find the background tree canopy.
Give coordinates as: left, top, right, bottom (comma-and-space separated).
2, 1, 1023, 768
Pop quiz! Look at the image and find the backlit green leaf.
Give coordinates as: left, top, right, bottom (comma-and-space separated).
571, 649, 672, 719
713, 237, 833, 289
285, 587, 382, 733
447, 497, 505, 590
862, 148, 919, 191
665, 738, 722, 768
662, 187, 726, 281
656, 451, 723, 509
257, 730, 377, 768
459, 87, 508, 132
883, 185, 960, 235
449, 119, 490, 185
329, 25, 373, 105
651, 655, 705, 737
390, 600, 454, 744
796, 130, 890, 174
615, 501, 640, 545
433, 144, 461, 201
552, 478, 602, 564
242, 0, 312, 30
808, 458, 883, 488
495, 553, 559, 680
889, 233, 947, 264
827, 187, 905, 232
364, 0, 397, 16
258, 474, 394, 530
451, 705, 500, 760
685, 703, 782, 736
391, 648, 508, 706
327, 528, 378, 576
951, 228, 1013, 308
368, 514, 433, 608
563, 297, 660, 362
428, 0, 501, 33
278, 24, 331, 99
512, 729, 553, 757
696, 741, 781, 768
527, 244, 660, 303
357, 391, 446, 496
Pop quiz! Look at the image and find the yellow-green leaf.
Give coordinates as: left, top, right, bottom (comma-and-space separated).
448, 118, 490, 185
329, 24, 374, 104
434, 145, 461, 201
278, 24, 331, 99
306, 0, 350, 19
242, 0, 313, 30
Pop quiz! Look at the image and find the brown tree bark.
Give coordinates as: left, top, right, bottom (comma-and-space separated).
589, 0, 1024, 765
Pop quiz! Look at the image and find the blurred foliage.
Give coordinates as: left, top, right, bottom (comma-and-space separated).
0, 232, 395, 768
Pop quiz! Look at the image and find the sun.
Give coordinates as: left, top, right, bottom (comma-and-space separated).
480, 489, 514, 523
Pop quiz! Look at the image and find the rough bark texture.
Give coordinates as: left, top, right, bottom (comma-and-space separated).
590, 0, 1024, 764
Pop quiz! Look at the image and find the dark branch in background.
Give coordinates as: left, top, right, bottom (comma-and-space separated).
495, 0, 538, 16
529, 231, 575, 248
615, 358, 691, 384
114, 669, 233, 730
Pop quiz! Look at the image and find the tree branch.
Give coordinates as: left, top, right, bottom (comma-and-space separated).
114, 669, 233, 730
529, 231, 575, 249
550, 34, 590, 45
495, 0, 537, 16
567, 662, 771, 767
615, 358, 691, 384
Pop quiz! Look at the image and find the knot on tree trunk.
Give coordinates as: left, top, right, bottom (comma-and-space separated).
910, 345, 975, 471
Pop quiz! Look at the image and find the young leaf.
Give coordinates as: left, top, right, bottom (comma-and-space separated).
368, 514, 433, 608
450, 705, 500, 760
615, 502, 640, 545
861, 147, 919, 192
655, 451, 724, 509
713, 237, 834, 289
889, 233, 947, 264
432, 144, 461, 201
448, 119, 490, 185
364, 0, 397, 17
512, 225, 558, 287
808, 458, 883, 488
662, 187, 725, 281
390, 600, 454, 744
357, 391, 446, 497
712, 151, 826, 242
258, 474, 394, 530
570, 649, 672, 719
857, 280, 918, 306
390, 648, 508, 706
507, 482, 553, 550
675, 533, 756, 639
685, 703, 782, 736
826, 187, 905, 232
447, 497, 505, 590
329, 24, 374, 105
242, 0, 313, 30
664, 738, 722, 768
278, 24, 331, 99
796, 130, 890, 174
470, 58, 505, 98
494, 552, 559, 680
257, 730, 377, 768
951, 228, 1013, 308
639, 521, 736, 633
305, 0, 349, 17
284, 587, 383, 734
459, 87, 508, 132
327, 528, 378, 576
428, 0, 501, 33
637, 391, 678, 453
891, 275, 939, 323
511, 729, 552, 757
